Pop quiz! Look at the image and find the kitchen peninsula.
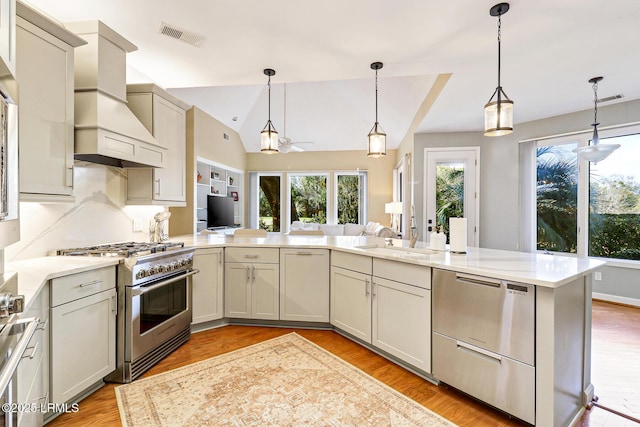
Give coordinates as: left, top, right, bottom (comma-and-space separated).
177, 233, 605, 427
7, 235, 604, 426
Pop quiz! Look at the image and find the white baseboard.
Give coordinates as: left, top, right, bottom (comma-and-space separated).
592, 292, 640, 307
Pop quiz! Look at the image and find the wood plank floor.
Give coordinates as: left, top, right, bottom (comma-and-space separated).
46, 300, 639, 426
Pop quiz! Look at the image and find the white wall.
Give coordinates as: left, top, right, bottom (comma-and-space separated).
5, 162, 165, 261
414, 98, 640, 304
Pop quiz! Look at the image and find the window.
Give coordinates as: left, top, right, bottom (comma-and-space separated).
289, 174, 328, 224
336, 172, 366, 224
250, 171, 367, 232
258, 174, 281, 232
589, 133, 640, 260
531, 125, 640, 261
536, 142, 578, 253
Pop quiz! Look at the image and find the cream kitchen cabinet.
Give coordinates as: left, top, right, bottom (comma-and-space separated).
279, 248, 329, 322
16, 2, 86, 202
0, 0, 16, 77
191, 247, 224, 325
50, 266, 116, 404
330, 251, 431, 373
126, 83, 190, 205
225, 247, 279, 320
18, 284, 49, 427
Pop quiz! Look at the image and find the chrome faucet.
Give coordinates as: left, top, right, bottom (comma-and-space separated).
409, 206, 419, 248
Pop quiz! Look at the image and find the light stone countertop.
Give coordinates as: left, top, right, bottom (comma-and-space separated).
171, 233, 606, 288
5, 234, 606, 310
6, 256, 121, 311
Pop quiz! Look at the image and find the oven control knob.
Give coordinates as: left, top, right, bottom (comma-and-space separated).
171, 262, 179, 271
160, 264, 169, 273
136, 269, 145, 279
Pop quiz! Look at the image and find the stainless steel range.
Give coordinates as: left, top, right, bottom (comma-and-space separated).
58, 242, 198, 383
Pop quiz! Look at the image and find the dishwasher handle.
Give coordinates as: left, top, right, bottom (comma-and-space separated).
455, 273, 501, 288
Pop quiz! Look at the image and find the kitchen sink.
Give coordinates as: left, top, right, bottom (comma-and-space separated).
354, 244, 442, 259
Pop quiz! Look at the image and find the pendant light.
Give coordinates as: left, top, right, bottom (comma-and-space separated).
484, 3, 514, 137
572, 77, 620, 163
260, 68, 279, 154
368, 61, 386, 158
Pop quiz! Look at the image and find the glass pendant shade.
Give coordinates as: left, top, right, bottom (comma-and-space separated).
485, 3, 514, 137
484, 96, 514, 136
260, 68, 279, 154
572, 76, 620, 163
367, 122, 386, 158
367, 62, 386, 158
260, 120, 279, 154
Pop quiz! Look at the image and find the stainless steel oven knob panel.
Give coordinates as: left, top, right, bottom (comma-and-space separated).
0, 293, 24, 318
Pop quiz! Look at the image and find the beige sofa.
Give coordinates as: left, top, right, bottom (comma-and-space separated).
289, 221, 396, 237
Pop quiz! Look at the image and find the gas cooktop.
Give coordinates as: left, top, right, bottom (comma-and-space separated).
57, 241, 185, 258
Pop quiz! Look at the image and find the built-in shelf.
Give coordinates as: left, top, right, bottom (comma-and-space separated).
195, 159, 243, 232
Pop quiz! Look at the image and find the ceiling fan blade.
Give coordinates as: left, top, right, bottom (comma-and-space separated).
289, 144, 305, 152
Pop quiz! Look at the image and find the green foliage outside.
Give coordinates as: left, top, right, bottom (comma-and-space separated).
536, 145, 640, 260
435, 165, 464, 241
536, 146, 578, 253
337, 175, 360, 224
290, 175, 327, 224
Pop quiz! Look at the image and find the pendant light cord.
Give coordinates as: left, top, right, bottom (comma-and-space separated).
497, 13, 502, 95
592, 79, 599, 125
268, 75, 272, 128
375, 68, 379, 124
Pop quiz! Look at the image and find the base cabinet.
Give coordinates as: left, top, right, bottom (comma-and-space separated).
191, 248, 224, 324
280, 248, 329, 322
225, 248, 279, 320
330, 252, 431, 373
50, 267, 116, 404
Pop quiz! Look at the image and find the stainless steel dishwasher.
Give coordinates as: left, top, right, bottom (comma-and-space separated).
432, 268, 535, 425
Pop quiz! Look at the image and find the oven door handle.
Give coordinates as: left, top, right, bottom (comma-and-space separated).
131, 269, 200, 296
0, 317, 39, 396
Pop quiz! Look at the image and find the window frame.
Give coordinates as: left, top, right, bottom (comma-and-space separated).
529, 123, 640, 265
250, 170, 368, 234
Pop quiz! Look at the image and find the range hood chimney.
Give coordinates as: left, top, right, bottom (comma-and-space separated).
67, 21, 166, 168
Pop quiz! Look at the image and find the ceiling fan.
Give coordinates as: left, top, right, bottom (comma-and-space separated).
279, 83, 314, 153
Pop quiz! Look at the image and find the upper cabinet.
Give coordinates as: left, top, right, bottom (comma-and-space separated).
126, 83, 190, 206
0, 0, 16, 78
16, 1, 86, 202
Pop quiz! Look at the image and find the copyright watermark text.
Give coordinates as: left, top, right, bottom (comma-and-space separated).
1, 402, 79, 414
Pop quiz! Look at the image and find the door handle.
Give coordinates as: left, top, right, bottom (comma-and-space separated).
246, 266, 250, 283
456, 340, 502, 364
365, 278, 370, 296
252, 265, 256, 282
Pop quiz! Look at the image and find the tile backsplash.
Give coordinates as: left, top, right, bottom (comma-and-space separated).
5, 162, 166, 262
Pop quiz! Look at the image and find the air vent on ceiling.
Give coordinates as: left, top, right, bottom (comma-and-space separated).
597, 94, 624, 103
158, 22, 205, 47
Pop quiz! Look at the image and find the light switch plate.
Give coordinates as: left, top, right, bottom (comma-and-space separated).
594, 271, 602, 281
133, 219, 143, 232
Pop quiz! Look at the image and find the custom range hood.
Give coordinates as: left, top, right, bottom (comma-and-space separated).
67, 21, 166, 168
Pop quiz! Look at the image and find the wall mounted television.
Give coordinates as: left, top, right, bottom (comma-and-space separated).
207, 195, 235, 228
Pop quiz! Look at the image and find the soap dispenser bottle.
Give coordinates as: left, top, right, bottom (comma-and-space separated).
430, 226, 439, 249
436, 226, 447, 250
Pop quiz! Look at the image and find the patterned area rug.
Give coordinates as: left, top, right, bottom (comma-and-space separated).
115, 333, 455, 426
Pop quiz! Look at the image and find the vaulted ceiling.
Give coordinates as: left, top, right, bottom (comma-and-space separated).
24, 0, 640, 152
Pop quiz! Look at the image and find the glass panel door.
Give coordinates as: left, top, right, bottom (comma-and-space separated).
425, 148, 478, 246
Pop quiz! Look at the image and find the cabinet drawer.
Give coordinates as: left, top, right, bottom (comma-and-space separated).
331, 251, 372, 275
432, 332, 535, 424
373, 258, 431, 289
225, 247, 279, 263
51, 266, 116, 307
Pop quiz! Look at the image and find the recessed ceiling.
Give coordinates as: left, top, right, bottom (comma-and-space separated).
23, 0, 640, 152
